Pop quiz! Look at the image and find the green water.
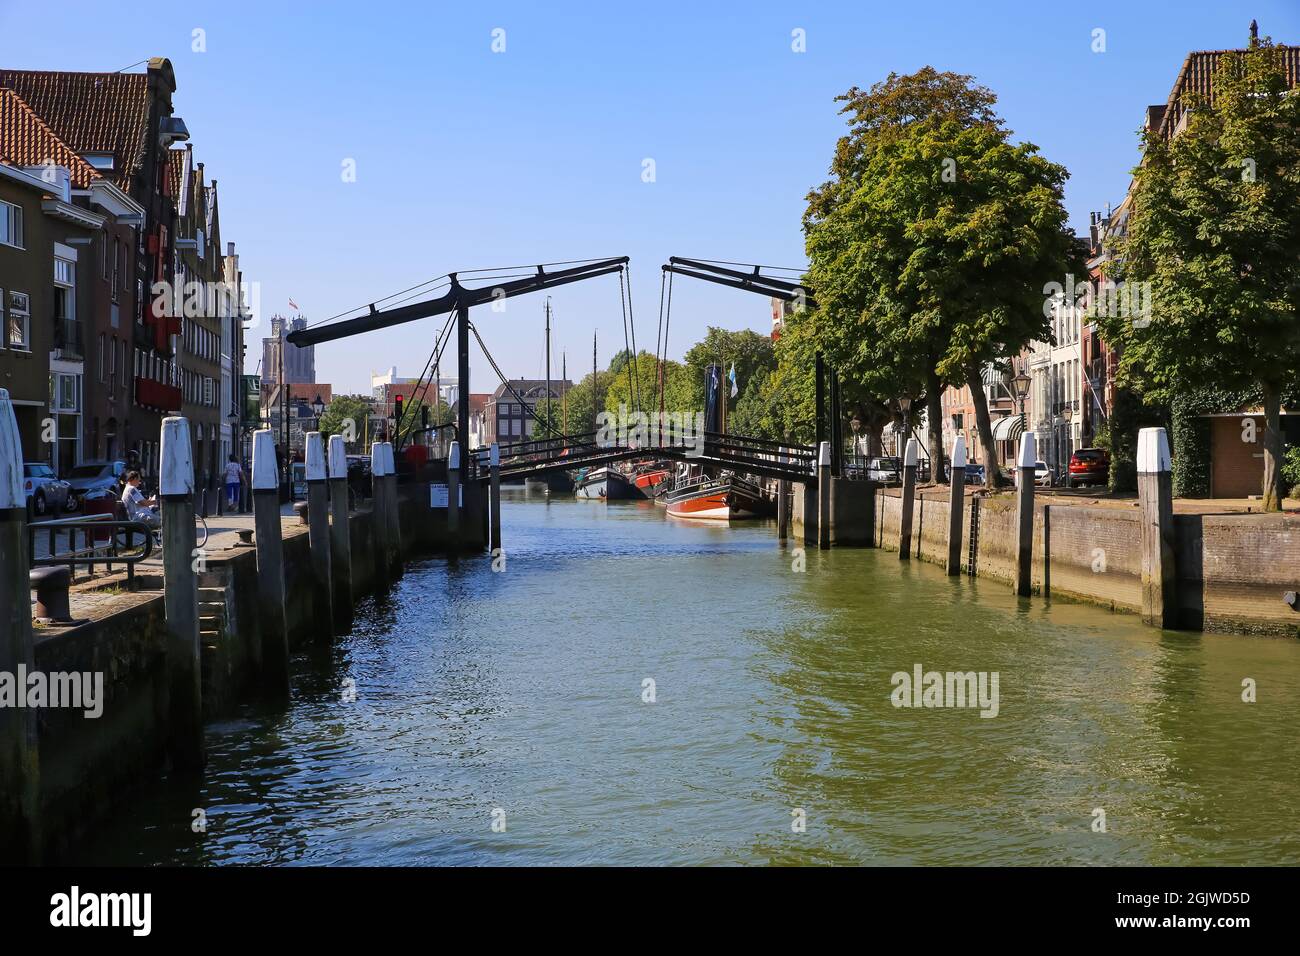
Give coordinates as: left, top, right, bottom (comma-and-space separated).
73, 490, 1300, 865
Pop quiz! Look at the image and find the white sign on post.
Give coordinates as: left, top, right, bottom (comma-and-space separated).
429, 483, 462, 508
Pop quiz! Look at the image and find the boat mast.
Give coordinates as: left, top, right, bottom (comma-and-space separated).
562, 352, 567, 434
544, 297, 552, 437
592, 331, 598, 435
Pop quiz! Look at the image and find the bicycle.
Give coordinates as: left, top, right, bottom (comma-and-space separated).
112, 510, 208, 554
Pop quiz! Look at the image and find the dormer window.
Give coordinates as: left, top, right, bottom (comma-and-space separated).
85, 153, 115, 172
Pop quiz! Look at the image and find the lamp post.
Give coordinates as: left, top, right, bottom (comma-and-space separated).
898, 395, 913, 458
311, 394, 326, 430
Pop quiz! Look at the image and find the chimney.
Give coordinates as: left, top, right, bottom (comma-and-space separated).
227, 241, 235, 257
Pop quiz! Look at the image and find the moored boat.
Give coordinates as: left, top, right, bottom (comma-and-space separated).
575, 466, 641, 500
665, 473, 764, 520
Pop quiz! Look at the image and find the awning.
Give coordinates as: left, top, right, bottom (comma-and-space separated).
991, 414, 1026, 442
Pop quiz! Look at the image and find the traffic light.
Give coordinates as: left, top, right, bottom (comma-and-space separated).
393, 394, 404, 430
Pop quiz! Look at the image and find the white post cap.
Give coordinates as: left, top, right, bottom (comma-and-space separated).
159, 416, 194, 495
370, 441, 388, 477
305, 432, 327, 481
951, 435, 967, 469
449, 441, 460, 471
0, 388, 25, 509
818, 440, 831, 467
490, 442, 500, 467
904, 438, 918, 467
1137, 427, 1171, 474
1017, 432, 1037, 470
251, 428, 279, 490
328, 434, 347, 478
379, 442, 395, 476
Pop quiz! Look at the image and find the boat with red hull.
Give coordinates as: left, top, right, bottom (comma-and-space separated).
665, 473, 764, 521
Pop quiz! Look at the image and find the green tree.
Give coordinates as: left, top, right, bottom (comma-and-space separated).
562, 370, 617, 437
1101, 36, 1300, 510
318, 395, 370, 450
682, 327, 776, 414
604, 351, 693, 416
804, 68, 1080, 486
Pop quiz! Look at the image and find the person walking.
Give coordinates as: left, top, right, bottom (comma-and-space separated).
224, 455, 245, 512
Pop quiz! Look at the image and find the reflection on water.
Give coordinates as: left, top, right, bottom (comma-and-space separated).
73, 490, 1300, 865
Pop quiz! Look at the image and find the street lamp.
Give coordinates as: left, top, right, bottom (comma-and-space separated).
897, 395, 913, 457
1013, 369, 1032, 417
311, 394, 326, 424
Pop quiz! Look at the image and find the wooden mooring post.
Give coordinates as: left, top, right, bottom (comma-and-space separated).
447, 440, 461, 553
898, 438, 918, 560
489, 442, 502, 553
1137, 427, 1177, 628
1014, 433, 1036, 597
252, 429, 290, 696
816, 441, 831, 550
160, 416, 204, 770
304, 431, 334, 640
946, 436, 966, 575
382, 443, 403, 579
327, 435, 354, 630
369, 441, 392, 587
0, 388, 40, 860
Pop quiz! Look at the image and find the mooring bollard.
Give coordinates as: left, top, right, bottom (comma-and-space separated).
252, 429, 289, 696
817, 441, 831, 550
946, 436, 967, 576
0, 388, 40, 860
447, 440, 461, 553
899, 438, 918, 560
489, 442, 502, 553
1014, 433, 1036, 597
160, 416, 204, 770
777, 444, 790, 544
327, 435, 353, 631
381, 443, 402, 579
369, 441, 392, 586
1138, 426, 1177, 628
305, 432, 333, 641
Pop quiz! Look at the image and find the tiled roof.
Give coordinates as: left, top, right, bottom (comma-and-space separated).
0, 87, 101, 189
0, 68, 152, 190
1157, 43, 1300, 139
167, 147, 188, 205
490, 379, 572, 400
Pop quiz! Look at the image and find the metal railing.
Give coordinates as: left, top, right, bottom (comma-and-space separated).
28, 514, 155, 586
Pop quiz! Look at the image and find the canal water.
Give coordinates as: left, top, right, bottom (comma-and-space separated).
76, 490, 1300, 865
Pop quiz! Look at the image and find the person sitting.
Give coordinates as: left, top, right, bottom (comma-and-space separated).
120, 470, 161, 530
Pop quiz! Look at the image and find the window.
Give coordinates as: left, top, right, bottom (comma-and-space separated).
0, 200, 22, 248
7, 292, 30, 350
99, 333, 107, 382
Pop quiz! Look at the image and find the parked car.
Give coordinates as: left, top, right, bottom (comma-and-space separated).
23, 463, 73, 517
1066, 447, 1110, 488
866, 456, 902, 484
964, 463, 986, 485
65, 459, 126, 509
1034, 461, 1053, 487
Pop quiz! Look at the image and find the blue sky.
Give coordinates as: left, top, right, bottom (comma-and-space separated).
5, 1, 1297, 395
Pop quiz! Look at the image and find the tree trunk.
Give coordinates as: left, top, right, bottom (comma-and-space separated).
1261, 384, 1284, 512
967, 364, 1008, 489
926, 370, 947, 483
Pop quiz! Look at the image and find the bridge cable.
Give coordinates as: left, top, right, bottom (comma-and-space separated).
617, 269, 636, 417
468, 322, 568, 446
624, 264, 642, 415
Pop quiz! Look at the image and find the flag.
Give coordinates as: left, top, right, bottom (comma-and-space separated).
288, 298, 300, 311
728, 362, 738, 398
709, 365, 719, 392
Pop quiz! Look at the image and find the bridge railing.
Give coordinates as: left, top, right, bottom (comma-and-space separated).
471, 428, 818, 479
